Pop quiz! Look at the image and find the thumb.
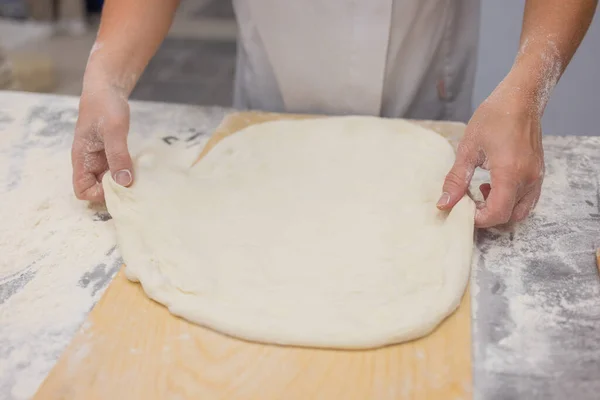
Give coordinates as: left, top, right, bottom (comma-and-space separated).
437, 143, 477, 210
105, 132, 134, 187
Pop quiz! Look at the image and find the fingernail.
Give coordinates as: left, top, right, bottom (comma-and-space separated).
437, 192, 451, 208
114, 169, 132, 187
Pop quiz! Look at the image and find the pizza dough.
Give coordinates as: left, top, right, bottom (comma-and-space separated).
103, 116, 475, 349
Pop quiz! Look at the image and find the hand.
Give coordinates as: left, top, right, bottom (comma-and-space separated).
437, 84, 545, 228
71, 84, 133, 202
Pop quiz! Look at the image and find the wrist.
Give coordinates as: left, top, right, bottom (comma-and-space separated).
503, 41, 563, 116
498, 68, 550, 117
481, 73, 543, 139
82, 62, 134, 99
82, 43, 141, 98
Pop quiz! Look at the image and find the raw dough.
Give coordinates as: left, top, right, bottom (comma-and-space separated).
103, 116, 475, 349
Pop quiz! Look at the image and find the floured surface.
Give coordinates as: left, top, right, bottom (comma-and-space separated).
472, 137, 600, 399
35, 113, 473, 400
103, 116, 475, 349
2, 92, 600, 400
0, 92, 226, 400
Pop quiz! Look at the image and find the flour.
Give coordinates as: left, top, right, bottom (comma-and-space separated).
88, 41, 104, 59
513, 35, 562, 116
3, 91, 600, 398
473, 138, 600, 395
535, 37, 561, 114
0, 139, 208, 399
0, 147, 119, 399
0, 92, 227, 400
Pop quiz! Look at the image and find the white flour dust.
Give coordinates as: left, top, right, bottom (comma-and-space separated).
473, 146, 600, 379
515, 35, 562, 115
0, 92, 222, 400
0, 147, 119, 399
88, 41, 104, 59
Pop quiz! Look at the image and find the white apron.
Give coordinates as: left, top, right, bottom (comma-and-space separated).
232, 0, 480, 122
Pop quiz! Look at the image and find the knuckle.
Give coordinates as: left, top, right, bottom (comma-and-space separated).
74, 122, 104, 149
488, 207, 512, 225
528, 165, 545, 183
77, 113, 127, 140
105, 147, 130, 166
456, 141, 474, 160
511, 210, 528, 222
102, 119, 127, 138
74, 122, 94, 141
73, 188, 85, 200
444, 169, 465, 189
502, 157, 544, 185
497, 212, 512, 225
73, 180, 89, 200
73, 179, 102, 202
106, 149, 127, 161
510, 166, 544, 188
72, 137, 91, 154
491, 174, 518, 191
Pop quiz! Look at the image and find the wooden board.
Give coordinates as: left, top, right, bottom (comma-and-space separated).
34, 112, 472, 400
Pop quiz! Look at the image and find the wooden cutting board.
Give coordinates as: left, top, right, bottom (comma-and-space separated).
34, 112, 472, 400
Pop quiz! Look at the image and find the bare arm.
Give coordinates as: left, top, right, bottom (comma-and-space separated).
72, 0, 180, 202
509, 0, 598, 114
84, 0, 180, 96
440, 0, 598, 227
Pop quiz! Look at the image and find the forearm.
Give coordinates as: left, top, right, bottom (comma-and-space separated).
83, 0, 180, 97
505, 0, 597, 114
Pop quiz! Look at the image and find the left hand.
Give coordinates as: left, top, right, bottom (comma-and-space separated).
436, 82, 545, 228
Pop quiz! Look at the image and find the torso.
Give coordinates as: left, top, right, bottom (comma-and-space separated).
232, 0, 480, 122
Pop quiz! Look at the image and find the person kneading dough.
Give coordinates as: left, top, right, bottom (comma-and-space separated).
71, 0, 596, 228
69, 0, 597, 348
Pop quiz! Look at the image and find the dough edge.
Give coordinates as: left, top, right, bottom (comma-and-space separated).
103, 116, 476, 349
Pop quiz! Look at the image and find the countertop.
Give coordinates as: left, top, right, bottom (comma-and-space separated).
1, 91, 599, 400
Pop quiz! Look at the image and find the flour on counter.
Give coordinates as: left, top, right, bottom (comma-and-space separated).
473, 138, 600, 398
0, 92, 226, 400
0, 147, 119, 399
3, 92, 600, 400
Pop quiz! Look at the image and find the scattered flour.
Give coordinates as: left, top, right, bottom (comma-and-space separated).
3, 92, 599, 398
0, 92, 225, 400
0, 147, 119, 399
514, 35, 562, 115
472, 138, 600, 394
88, 41, 104, 59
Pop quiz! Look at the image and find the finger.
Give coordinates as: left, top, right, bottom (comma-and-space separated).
475, 172, 519, 228
510, 187, 541, 223
104, 130, 134, 187
72, 139, 108, 202
438, 142, 478, 210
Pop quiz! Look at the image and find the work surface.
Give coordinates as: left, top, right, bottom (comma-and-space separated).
1, 92, 600, 400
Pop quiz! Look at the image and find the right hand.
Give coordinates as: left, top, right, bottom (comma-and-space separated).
71, 85, 133, 202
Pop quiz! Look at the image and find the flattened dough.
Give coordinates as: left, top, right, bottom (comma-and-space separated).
103, 116, 475, 349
